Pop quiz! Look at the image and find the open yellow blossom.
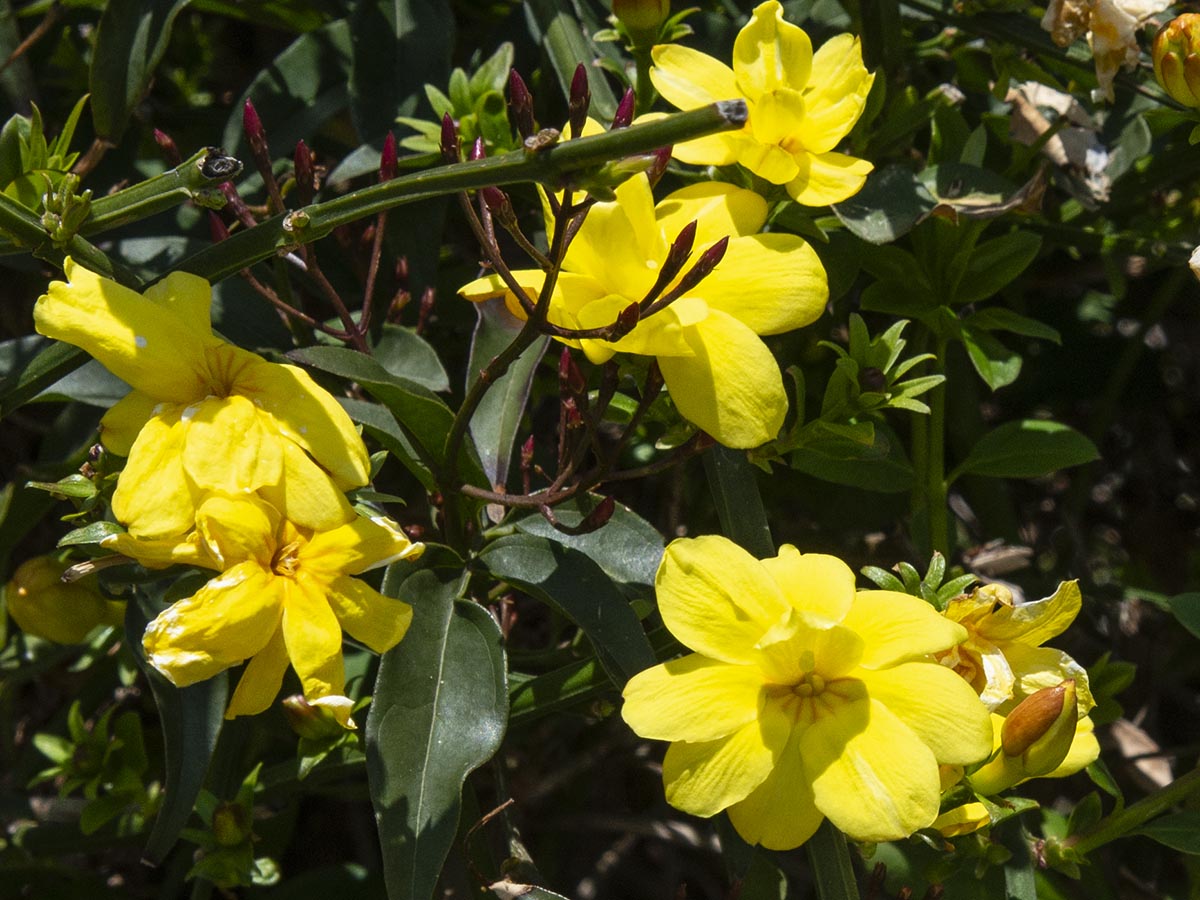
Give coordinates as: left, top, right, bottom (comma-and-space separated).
34, 258, 370, 539
460, 176, 827, 448
621, 537, 992, 849
106, 495, 423, 727
650, 0, 874, 205
940, 581, 1094, 714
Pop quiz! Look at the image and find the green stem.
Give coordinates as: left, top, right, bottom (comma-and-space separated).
0, 192, 139, 287
174, 102, 748, 284
631, 44, 657, 115
702, 445, 860, 900
927, 336, 949, 558
1069, 765, 1200, 855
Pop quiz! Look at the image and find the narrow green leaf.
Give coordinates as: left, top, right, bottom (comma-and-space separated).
126, 597, 228, 863
790, 421, 913, 493
479, 534, 655, 685
524, 0, 617, 122
90, 0, 191, 141
467, 298, 548, 487
340, 397, 436, 490
59, 521, 125, 547
966, 307, 1061, 344
955, 231, 1042, 305
509, 658, 606, 725
953, 419, 1100, 481
1167, 592, 1200, 640
0, 341, 88, 419
367, 568, 507, 900
348, 0, 454, 140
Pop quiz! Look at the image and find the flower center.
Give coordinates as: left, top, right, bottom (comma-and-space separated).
272, 540, 303, 577
791, 671, 826, 697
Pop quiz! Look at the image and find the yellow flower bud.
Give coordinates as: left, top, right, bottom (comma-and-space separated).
1154, 14, 1200, 108
612, 0, 670, 35
5, 556, 122, 644
1000, 680, 1078, 776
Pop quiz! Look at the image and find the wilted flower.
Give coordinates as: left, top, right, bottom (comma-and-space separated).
460, 174, 827, 448
1042, 0, 1170, 102
35, 259, 370, 539
621, 537, 992, 848
939, 581, 1094, 714
5, 555, 123, 643
650, 0, 874, 205
106, 495, 423, 727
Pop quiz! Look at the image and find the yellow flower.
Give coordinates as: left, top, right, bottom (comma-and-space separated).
34, 258, 370, 539
108, 495, 423, 728
932, 802, 991, 837
5, 555, 123, 643
939, 581, 1094, 714
650, 0, 874, 205
621, 536, 992, 848
460, 176, 827, 448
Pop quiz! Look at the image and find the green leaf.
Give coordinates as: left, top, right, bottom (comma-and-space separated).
960, 323, 1021, 391
509, 658, 606, 725
367, 568, 507, 900
512, 496, 664, 596
953, 419, 1100, 481
831, 164, 935, 244
291, 345, 486, 488
374, 324, 449, 392
59, 521, 125, 547
479, 534, 655, 686
348, 0, 454, 140
89, 0, 191, 141
954, 231, 1042, 305
469, 42, 515, 96
524, 0, 617, 122
340, 397, 436, 490
0, 340, 89, 419
222, 20, 353, 158
1167, 592, 1200, 640
127, 597, 228, 864
1133, 812, 1200, 854
790, 421, 914, 493
467, 298, 548, 487
966, 307, 1061, 344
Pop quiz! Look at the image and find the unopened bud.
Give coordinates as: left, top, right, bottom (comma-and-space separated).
208, 211, 230, 243
614, 301, 641, 338
153, 128, 182, 165
858, 367, 887, 393
521, 434, 535, 467
1001, 680, 1078, 775
1154, 14, 1200, 108
568, 64, 591, 139
559, 348, 587, 397
612, 88, 636, 130
646, 145, 672, 188
293, 140, 314, 206
282, 694, 346, 741
211, 801, 253, 848
380, 131, 398, 181
440, 113, 460, 163
508, 70, 536, 139
469, 137, 486, 161
613, 0, 671, 36
242, 99, 265, 145
6, 555, 123, 644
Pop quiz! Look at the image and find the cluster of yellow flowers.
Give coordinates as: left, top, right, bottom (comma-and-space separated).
620, 536, 1098, 848
33, 258, 423, 727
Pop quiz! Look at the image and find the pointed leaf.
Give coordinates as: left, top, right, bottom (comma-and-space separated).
1133, 812, 1200, 854
960, 323, 1022, 391
953, 419, 1099, 481
375, 324, 450, 392
367, 568, 507, 900
479, 534, 655, 686
831, 165, 936, 244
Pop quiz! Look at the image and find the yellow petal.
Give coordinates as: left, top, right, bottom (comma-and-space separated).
839, 590, 968, 669
576, 293, 701, 359
699, 233, 828, 335
655, 535, 791, 664
735, 134, 801, 184
802, 691, 941, 841
932, 802, 991, 837
282, 575, 346, 703
99, 390, 158, 456
258, 438, 356, 533
564, 175, 665, 297
798, 34, 874, 154
671, 131, 742, 167
657, 311, 786, 448
749, 88, 807, 147
309, 694, 357, 730
733, 1, 813, 100
1043, 715, 1099, 778
325, 574, 413, 653
786, 150, 874, 206
756, 620, 863, 685
650, 44, 739, 110
622, 653, 764, 742
112, 410, 196, 539
301, 515, 423, 577
979, 580, 1081, 646
226, 626, 290, 718
143, 561, 281, 686
142, 270, 217, 337
458, 269, 544, 312
857, 662, 993, 765
34, 258, 214, 401
194, 494, 278, 568
181, 394, 284, 496
1004, 643, 1095, 714
654, 182, 768, 247
662, 701, 791, 817
727, 726, 824, 850
236, 359, 370, 490
103, 530, 218, 571
759, 546, 852, 627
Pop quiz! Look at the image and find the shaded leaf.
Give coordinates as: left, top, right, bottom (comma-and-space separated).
960, 323, 1021, 391
832, 164, 936, 244
367, 568, 506, 900
966, 307, 1061, 344
1167, 592, 1200, 641
953, 419, 1099, 481
955, 231, 1042, 305
1133, 812, 1200, 854
790, 421, 913, 493
0, 340, 88, 419
479, 534, 655, 686
374, 324, 449, 392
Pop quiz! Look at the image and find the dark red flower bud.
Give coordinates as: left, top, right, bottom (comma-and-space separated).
521, 434, 535, 466
242, 99, 265, 145
470, 136, 486, 161
153, 128, 182, 165
440, 113, 459, 163
380, 131, 397, 182
293, 140, 314, 205
509, 70, 536, 139
646, 145, 672, 188
568, 63, 591, 139
612, 88, 636, 130
559, 347, 587, 398
207, 211, 230, 243
615, 301, 641, 337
